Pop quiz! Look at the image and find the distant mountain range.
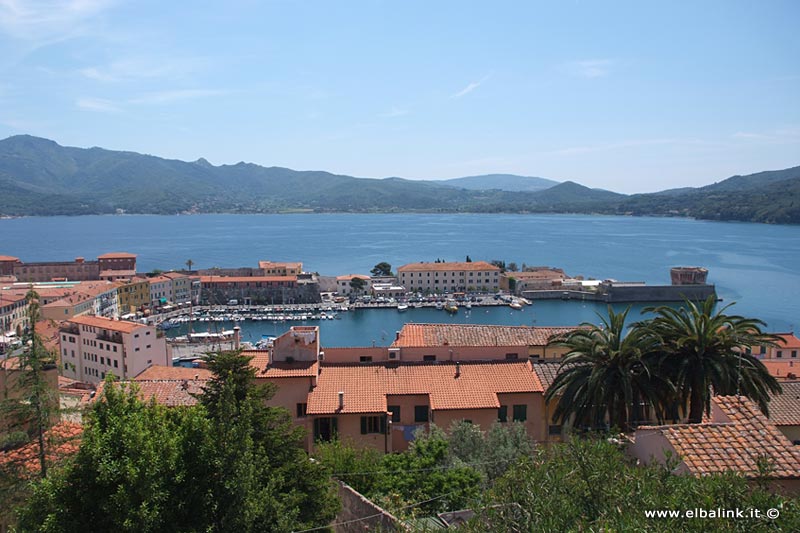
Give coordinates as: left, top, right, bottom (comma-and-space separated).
0, 135, 798, 224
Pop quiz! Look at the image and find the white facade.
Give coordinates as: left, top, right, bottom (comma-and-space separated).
397, 261, 501, 293
59, 316, 168, 384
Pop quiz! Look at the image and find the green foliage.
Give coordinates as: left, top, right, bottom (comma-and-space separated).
643, 296, 782, 422
464, 437, 800, 532
15, 352, 339, 532
370, 262, 394, 277
314, 438, 383, 496
349, 277, 367, 294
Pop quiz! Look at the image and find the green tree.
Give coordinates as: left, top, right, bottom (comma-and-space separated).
349, 276, 367, 296
507, 262, 519, 272
643, 296, 782, 423
185, 259, 194, 272
465, 255, 472, 262
546, 307, 669, 432
370, 262, 393, 277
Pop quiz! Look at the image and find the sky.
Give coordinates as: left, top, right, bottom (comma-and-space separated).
0, 0, 798, 193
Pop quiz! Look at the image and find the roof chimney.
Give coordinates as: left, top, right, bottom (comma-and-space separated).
233, 326, 241, 350
338, 391, 344, 410
455, 362, 461, 378
395, 330, 401, 341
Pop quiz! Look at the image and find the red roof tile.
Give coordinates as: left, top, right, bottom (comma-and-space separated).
133, 365, 213, 381
637, 396, 800, 479
97, 252, 137, 259
307, 360, 543, 415
246, 351, 319, 378
768, 381, 800, 426
69, 315, 146, 334
0, 422, 82, 475
391, 323, 578, 348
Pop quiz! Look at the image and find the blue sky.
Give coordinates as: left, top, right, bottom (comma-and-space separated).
0, 0, 798, 193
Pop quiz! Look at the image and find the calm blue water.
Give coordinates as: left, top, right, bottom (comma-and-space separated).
1, 214, 798, 339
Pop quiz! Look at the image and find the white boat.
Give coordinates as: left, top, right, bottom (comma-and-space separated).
444, 299, 458, 313
397, 303, 409, 312
509, 300, 523, 310
435, 301, 444, 310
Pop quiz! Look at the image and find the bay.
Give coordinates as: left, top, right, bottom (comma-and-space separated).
1, 213, 798, 339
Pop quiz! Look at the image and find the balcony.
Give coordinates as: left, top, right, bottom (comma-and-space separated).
97, 331, 123, 344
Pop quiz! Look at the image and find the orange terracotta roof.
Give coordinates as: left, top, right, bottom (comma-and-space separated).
246, 351, 319, 378
133, 365, 213, 381
397, 261, 500, 272
503, 270, 566, 280
0, 255, 20, 262
336, 274, 370, 281
637, 396, 800, 479
774, 333, 800, 350
199, 276, 297, 283
148, 275, 173, 284
307, 360, 543, 415
761, 360, 800, 380
69, 315, 145, 333
0, 356, 21, 370
0, 293, 26, 305
391, 323, 578, 348
97, 252, 137, 259
100, 269, 136, 277
768, 381, 800, 426
0, 422, 82, 475
532, 361, 571, 390
94, 379, 204, 407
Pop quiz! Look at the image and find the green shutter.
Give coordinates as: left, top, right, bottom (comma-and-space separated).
360, 416, 367, 434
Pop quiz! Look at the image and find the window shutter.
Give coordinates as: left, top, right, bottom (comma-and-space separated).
360, 416, 367, 434
380, 415, 387, 434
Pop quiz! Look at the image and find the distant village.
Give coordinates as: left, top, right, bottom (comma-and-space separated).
1, 252, 799, 529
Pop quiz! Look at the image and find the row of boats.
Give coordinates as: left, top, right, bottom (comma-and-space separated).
158, 311, 340, 330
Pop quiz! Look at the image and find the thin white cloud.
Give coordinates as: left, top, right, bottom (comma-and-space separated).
0, 0, 115, 43
128, 89, 226, 105
79, 56, 210, 83
379, 107, 409, 118
76, 97, 121, 112
563, 59, 614, 79
450, 73, 491, 99
732, 127, 800, 144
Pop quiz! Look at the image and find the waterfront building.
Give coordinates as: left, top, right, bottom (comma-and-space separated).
59, 315, 168, 384
199, 275, 313, 305
501, 267, 567, 294
148, 275, 173, 308
258, 260, 303, 276
759, 333, 800, 360
0, 252, 137, 283
371, 282, 406, 299
397, 261, 500, 293
161, 272, 194, 305
117, 277, 151, 314
336, 274, 371, 296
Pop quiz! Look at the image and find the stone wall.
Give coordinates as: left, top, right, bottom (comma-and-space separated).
333, 481, 405, 532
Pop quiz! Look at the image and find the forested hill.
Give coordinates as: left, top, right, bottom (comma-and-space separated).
0, 135, 798, 224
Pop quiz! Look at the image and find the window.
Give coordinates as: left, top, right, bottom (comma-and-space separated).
505, 353, 519, 360
360, 415, 386, 434
760, 345, 767, 354
134, 334, 139, 338
146, 331, 151, 335
296, 403, 307, 418
777, 350, 783, 358
388, 405, 400, 423
414, 405, 429, 423
512, 404, 527, 422
135, 347, 140, 352
313, 417, 338, 442
360, 356, 373, 363
100, 357, 105, 365
793, 350, 797, 358
548, 424, 562, 436
113, 360, 118, 368
498, 405, 508, 422
423, 355, 436, 362
113, 346, 117, 352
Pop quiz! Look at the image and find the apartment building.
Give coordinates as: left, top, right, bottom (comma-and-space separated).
336, 274, 371, 296
40, 281, 120, 320
397, 261, 500, 293
0, 293, 28, 337
59, 315, 168, 384
117, 277, 151, 314
161, 272, 195, 304
0, 252, 137, 283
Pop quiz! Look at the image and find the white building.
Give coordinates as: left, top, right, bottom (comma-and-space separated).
59, 315, 168, 384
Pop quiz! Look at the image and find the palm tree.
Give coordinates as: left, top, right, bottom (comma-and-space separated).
643, 296, 782, 423
546, 307, 669, 432
186, 259, 194, 272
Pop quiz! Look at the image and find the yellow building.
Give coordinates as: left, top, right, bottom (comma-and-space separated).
258, 261, 303, 276
117, 278, 151, 314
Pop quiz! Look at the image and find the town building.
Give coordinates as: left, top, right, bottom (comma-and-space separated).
757, 333, 800, 360
58, 315, 168, 384
397, 261, 501, 293
161, 272, 195, 305
767, 381, 800, 445
629, 395, 800, 495
258, 261, 303, 276
500, 267, 567, 294
0, 252, 137, 283
336, 274, 371, 296
0, 293, 28, 337
40, 281, 120, 321
116, 277, 151, 314
148, 275, 173, 308
200, 275, 319, 305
